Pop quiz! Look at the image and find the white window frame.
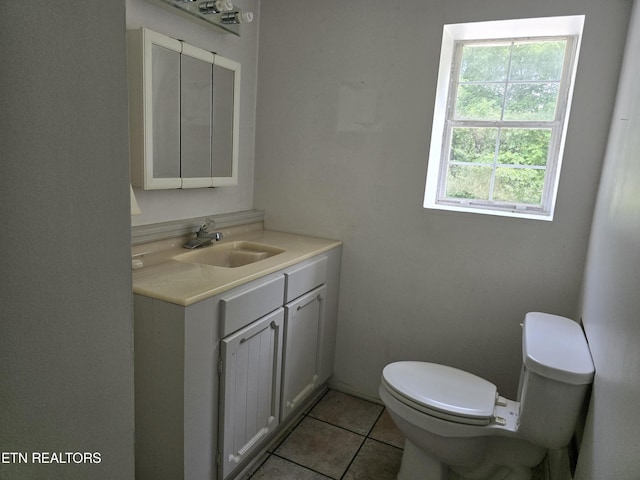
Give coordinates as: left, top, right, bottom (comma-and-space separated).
423, 16, 585, 221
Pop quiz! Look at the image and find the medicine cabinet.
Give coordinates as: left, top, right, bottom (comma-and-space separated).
127, 28, 240, 189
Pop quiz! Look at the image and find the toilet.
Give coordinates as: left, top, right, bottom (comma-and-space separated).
379, 312, 594, 480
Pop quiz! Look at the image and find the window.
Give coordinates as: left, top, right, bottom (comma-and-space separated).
424, 16, 585, 220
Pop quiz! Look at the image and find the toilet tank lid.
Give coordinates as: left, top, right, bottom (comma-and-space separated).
523, 312, 594, 385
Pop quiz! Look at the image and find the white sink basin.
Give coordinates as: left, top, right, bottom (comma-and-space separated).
173, 241, 285, 268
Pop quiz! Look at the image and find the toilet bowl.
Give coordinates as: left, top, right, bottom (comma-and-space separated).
379, 312, 595, 480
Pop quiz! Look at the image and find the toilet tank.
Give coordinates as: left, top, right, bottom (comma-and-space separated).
516, 312, 594, 449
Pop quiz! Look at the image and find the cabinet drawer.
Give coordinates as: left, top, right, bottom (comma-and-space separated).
284, 255, 327, 302
220, 275, 285, 337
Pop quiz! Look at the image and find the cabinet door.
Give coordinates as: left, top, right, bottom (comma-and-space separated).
281, 285, 327, 421
219, 308, 284, 479
180, 52, 239, 187
145, 30, 183, 189
210, 55, 240, 185
151, 43, 180, 181
180, 46, 213, 185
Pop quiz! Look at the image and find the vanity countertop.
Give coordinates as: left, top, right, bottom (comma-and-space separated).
132, 229, 341, 306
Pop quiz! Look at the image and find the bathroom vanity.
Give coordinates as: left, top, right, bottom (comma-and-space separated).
132, 224, 341, 480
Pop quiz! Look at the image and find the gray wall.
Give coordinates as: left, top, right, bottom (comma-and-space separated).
254, 0, 632, 399
576, 1, 640, 477
0, 2, 135, 479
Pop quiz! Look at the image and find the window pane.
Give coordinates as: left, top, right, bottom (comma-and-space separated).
503, 83, 559, 121
455, 84, 505, 120
445, 164, 492, 200
509, 41, 566, 81
450, 127, 498, 164
493, 167, 545, 204
497, 128, 551, 166
459, 44, 510, 82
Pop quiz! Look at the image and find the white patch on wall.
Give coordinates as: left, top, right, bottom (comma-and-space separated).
337, 83, 380, 132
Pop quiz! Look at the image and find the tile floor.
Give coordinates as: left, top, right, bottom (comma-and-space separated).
246, 389, 404, 480
245, 389, 548, 480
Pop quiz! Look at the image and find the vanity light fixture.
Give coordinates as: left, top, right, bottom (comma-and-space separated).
145, 0, 253, 35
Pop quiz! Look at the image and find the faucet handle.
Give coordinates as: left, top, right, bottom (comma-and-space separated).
200, 218, 216, 232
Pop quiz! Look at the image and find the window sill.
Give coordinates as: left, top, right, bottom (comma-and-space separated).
423, 200, 554, 221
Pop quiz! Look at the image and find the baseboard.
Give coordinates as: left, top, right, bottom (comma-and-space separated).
327, 380, 384, 406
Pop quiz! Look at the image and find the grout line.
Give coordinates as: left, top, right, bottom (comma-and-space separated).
366, 409, 405, 450
338, 435, 366, 480
269, 452, 335, 479
366, 406, 386, 437
304, 414, 368, 437
365, 436, 404, 451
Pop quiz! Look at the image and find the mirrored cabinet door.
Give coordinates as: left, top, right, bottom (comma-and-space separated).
180, 45, 214, 187
211, 57, 240, 183
151, 42, 181, 182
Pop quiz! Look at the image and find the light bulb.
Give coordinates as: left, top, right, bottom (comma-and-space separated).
221, 11, 253, 24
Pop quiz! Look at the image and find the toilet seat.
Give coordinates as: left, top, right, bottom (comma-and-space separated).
382, 361, 497, 426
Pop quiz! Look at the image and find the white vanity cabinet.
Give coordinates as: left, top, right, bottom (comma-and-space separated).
127, 28, 240, 189
133, 246, 341, 480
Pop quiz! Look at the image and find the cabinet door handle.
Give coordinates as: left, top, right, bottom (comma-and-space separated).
297, 293, 323, 311
239, 320, 280, 344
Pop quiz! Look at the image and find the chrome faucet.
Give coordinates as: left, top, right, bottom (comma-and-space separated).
183, 218, 223, 249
